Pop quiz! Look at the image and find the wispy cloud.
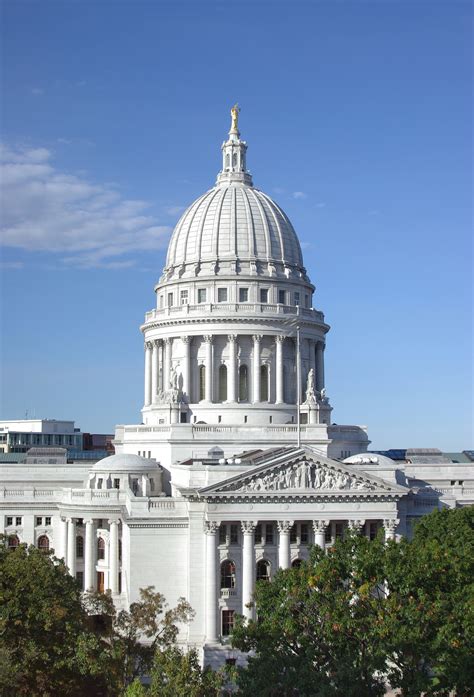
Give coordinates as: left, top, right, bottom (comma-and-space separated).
31, 87, 44, 96
0, 260, 25, 270
0, 143, 171, 268
292, 191, 307, 200
315, 201, 326, 208
165, 205, 186, 216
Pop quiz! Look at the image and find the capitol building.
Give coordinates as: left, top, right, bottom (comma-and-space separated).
1, 109, 473, 667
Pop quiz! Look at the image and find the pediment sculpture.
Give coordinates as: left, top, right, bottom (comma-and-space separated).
223, 460, 376, 493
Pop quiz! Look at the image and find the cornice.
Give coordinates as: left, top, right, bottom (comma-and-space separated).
141, 316, 330, 334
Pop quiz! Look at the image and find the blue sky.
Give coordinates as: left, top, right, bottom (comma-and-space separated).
1, 0, 472, 450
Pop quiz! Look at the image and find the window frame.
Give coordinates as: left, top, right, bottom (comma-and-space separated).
220, 560, 236, 589
239, 287, 249, 303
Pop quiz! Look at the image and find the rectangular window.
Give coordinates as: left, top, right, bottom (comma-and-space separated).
6, 516, 13, 527
180, 289, 188, 305
369, 523, 378, 541
113, 478, 120, 489
36, 517, 42, 526
278, 289, 285, 304
76, 571, 84, 589
335, 523, 344, 540
294, 292, 300, 306
300, 523, 309, 544
197, 288, 207, 304
167, 292, 173, 307
97, 478, 103, 490
254, 524, 262, 544
305, 294, 309, 308
325, 525, 332, 543
15, 517, 22, 526
265, 524, 274, 545
159, 295, 164, 308
260, 288, 268, 303
239, 287, 249, 302
45, 517, 51, 526
222, 610, 235, 636
230, 524, 239, 545
217, 287, 228, 302
290, 525, 297, 544
219, 525, 226, 545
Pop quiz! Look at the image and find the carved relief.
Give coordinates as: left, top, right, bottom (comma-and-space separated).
222, 460, 377, 493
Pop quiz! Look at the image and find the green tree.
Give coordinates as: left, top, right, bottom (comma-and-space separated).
83, 586, 195, 693
0, 539, 108, 697
232, 508, 474, 697
124, 646, 227, 697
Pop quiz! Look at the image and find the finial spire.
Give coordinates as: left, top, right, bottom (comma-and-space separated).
217, 105, 253, 187
230, 103, 240, 136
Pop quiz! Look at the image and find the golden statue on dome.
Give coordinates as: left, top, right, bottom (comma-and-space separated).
230, 103, 240, 132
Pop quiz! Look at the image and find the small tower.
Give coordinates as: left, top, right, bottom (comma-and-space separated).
217, 104, 253, 187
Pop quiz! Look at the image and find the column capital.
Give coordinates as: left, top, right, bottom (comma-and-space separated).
204, 520, 219, 534
317, 341, 325, 351
252, 334, 263, 343
312, 519, 330, 534
145, 340, 153, 351
181, 335, 192, 344
203, 334, 214, 344
383, 518, 399, 535
84, 518, 95, 526
241, 520, 257, 534
277, 520, 294, 533
348, 519, 365, 533
108, 519, 120, 526
153, 338, 162, 347
164, 337, 173, 345
66, 516, 75, 524
227, 334, 237, 343
275, 334, 286, 344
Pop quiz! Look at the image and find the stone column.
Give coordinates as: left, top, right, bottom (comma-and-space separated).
241, 521, 257, 621
227, 334, 237, 402
312, 520, 329, 549
163, 338, 172, 391
275, 335, 285, 404
204, 521, 218, 643
66, 517, 76, 576
181, 336, 191, 398
252, 334, 262, 403
57, 516, 68, 561
383, 518, 399, 542
151, 340, 159, 401
277, 520, 293, 569
203, 335, 213, 402
108, 520, 119, 594
309, 339, 316, 376
84, 518, 95, 591
144, 341, 152, 406
316, 342, 325, 393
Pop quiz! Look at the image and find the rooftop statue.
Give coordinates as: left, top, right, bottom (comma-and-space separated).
230, 103, 240, 132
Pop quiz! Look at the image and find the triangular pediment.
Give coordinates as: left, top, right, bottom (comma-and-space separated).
198, 447, 408, 498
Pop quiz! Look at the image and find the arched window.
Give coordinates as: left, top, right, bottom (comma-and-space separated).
256, 559, 271, 582
225, 153, 230, 168
239, 365, 248, 402
291, 558, 303, 568
76, 535, 84, 559
97, 537, 105, 561
7, 535, 19, 550
37, 535, 49, 552
199, 365, 206, 401
220, 560, 236, 589
219, 364, 227, 402
232, 152, 237, 167
260, 364, 269, 402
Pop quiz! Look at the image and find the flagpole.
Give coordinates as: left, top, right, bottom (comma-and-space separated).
296, 323, 301, 448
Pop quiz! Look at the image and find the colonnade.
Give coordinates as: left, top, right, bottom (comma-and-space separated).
143, 334, 326, 406
58, 517, 121, 594
204, 517, 399, 642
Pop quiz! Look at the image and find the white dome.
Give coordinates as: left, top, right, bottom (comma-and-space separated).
344, 454, 396, 467
91, 453, 158, 473
165, 184, 304, 272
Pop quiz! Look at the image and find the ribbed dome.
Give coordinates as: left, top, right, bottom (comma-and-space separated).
165, 184, 304, 271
